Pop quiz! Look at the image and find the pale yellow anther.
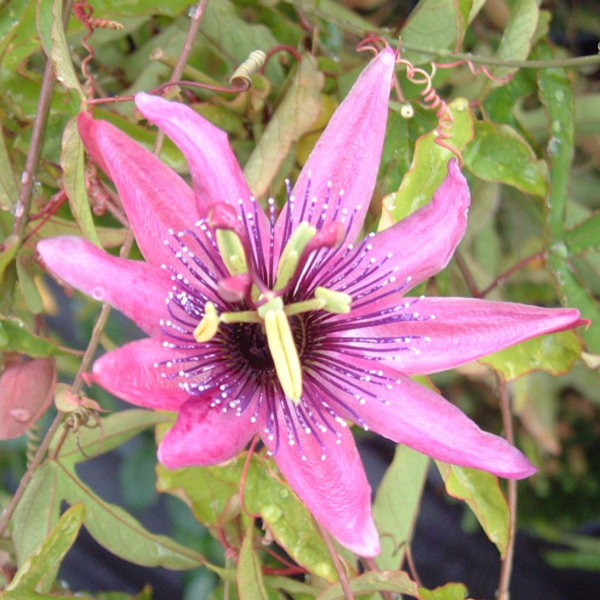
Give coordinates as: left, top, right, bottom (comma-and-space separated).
274, 222, 317, 291
194, 302, 220, 342
216, 229, 248, 276
263, 307, 303, 404
315, 287, 353, 314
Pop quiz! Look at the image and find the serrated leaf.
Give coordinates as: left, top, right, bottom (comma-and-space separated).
464, 121, 547, 196
244, 54, 323, 198
61, 117, 101, 246
373, 445, 429, 571
565, 211, 600, 255
0, 126, 18, 210
382, 98, 474, 224
401, 0, 471, 64
238, 522, 269, 600
436, 462, 509, 558
50, 409, 170, 464
16, 248, 43, 314
55, 460, 204, 570
315, 571, 419, 600
6, 504, 85, 594
492, 0, 539, 81
0, 317, 64, 356
419, 582, 468, 600
478, 330, 582, 381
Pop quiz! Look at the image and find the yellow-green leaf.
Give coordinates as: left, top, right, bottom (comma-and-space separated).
436, 462, 509, 558
479, 330, 582, 381
382, 98, 474, 225
61, 117, 101, 246
238, 522, 269, 600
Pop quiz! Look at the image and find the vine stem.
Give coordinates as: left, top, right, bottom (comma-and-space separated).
480, 252, 545, 298
317, 523, 355, 600
496, 374, 517, 600
2, 0, 212, 537
287, 0, 600, 69
364, 557, 395, 600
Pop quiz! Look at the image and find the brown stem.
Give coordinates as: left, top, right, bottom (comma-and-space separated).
153, 0, 210, 156
317, 523, 355, 600
481, 252, 545, 298
404, 544, 422, 588
454, 250, 482, 298
496, 374, 517, 600
12, 0, 75, 244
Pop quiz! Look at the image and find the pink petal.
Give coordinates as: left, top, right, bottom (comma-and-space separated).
88, 339, 191, 411
330, 159, 470, 297
262, 405, 380, 557
38, 236, 172, 339
323, 360, 536, 479
158, 395, 260, 468
135, 93, 262, 225
275, 48, 396, 252
346, 297, 584, 375
0, 358, 56, 440
79, 112, 200, 267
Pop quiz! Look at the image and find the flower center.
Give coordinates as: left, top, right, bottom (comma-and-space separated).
192, 211, 352, 404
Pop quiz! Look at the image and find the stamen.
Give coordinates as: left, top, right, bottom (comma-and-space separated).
193, 302, 220, 342
315, 287, 352, 314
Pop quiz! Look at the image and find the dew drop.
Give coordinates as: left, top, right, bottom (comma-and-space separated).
92, 286, 105, 301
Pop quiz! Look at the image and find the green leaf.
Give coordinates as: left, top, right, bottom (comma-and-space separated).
545, 550, 600, 571
95, 586, 153, 600
435, 462, 509, 558
419, 583, 468, 600
50, 409, 171, 464
157, 453, 336, 582
244, 54, 323, 198
243, 456, 337, 583
0, 235, 19, 284
491, 0, 539, 81
16, 248, 43, 314
478, 331, 582, 381
37, 0, 85, 102
382, 98, 474, 224
401, 0, 472, 64
0, 316, 64, 356
60, 117, 101, 246
27, 216, 128, 248
565, 211, 600, 255
464, 121, 547, 197
373, 445, 429, 570
547, 247, 600, 353
55, 460, 205, 570
315, 571, 419, 600
0, 125, 18, 211
12, 461, 64, 570
536, 42, 574, 242
7, 503, 85, 594
238, 522, 269, 600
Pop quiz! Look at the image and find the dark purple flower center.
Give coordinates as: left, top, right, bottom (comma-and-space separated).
155, 181, 435, 459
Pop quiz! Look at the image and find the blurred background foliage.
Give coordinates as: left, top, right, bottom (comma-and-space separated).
1, 0, 600, 599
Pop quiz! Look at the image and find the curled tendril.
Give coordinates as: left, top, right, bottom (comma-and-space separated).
229, 50, 267, 90
64, 406, 105, 459
434, 59, 514, 85
396, 54, 463, 166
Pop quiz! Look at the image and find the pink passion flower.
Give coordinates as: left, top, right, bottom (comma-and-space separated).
38, 48, 585, 556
